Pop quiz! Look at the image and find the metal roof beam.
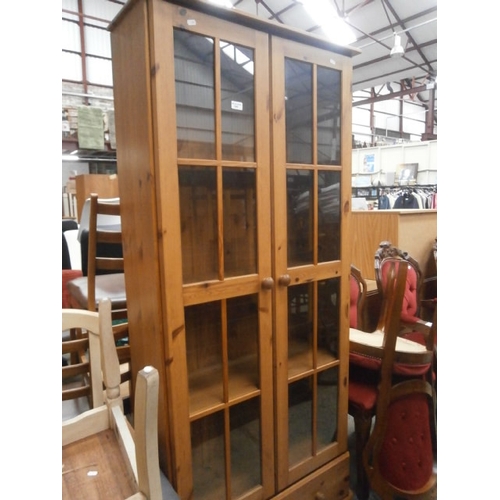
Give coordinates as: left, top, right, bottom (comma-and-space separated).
352, 83, 431, 107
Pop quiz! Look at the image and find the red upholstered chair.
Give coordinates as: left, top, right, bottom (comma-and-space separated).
348, 261, 434, 500
375, 241, 435, 351
362, 261, 437, 499
63, 270, 83, 309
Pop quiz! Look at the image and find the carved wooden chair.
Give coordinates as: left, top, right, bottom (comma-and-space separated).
348, 261, 434, 500
349, 264, 367, 331
62, 298, 163, 499
362, 261, 437, 499
374, 241, 434, 351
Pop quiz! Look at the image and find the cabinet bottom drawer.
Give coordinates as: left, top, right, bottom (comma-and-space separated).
272, 452, 352, 500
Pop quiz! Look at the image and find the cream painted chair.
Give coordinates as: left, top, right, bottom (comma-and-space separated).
62, 298, 162, 499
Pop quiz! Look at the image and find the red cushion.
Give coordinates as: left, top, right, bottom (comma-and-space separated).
378, 393, 434, 491
381, 261, 418, 318
348, 378, 378, 412
349, 352, 430, 377
62, 269, 83, 308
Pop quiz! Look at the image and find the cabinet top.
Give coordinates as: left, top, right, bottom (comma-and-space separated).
109, 0, 361, 58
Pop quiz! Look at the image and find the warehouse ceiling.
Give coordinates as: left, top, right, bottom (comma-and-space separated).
227, 0, 437, 94
63, 0, 437, 159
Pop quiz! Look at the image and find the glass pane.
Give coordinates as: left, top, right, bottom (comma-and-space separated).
318, 170, 341, 262
317, 66, 342, 165
227, 295, 259, 399
174, 29, 216, 159
185, 301, 223, 415
179, 166, 218, 283
317, 278, 340, 364
285, 58, 312, 164
287, 170, 313, 266
230, 397, 262, 496
317, 368, 339, 450
288, 377, 313, 466
191, 412, 226, 500
220, 41, 255, 161
288, 282, 313, 377
223, 169, 257, 277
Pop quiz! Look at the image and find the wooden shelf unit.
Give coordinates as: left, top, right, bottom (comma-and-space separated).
110, 1, 357, 498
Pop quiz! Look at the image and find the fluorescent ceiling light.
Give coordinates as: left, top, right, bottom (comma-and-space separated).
298, 0, 356, 45
390, 33, 404, 58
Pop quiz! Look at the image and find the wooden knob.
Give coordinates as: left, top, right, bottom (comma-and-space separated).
261, 277, 274, 290
278, 274, 291, 287
315, 493, 326, 500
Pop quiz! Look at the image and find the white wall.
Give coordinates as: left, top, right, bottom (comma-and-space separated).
352, 140, 437, 187
62, 160, 89, 188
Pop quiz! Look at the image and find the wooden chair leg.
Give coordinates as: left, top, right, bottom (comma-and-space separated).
353, 413, 373, 500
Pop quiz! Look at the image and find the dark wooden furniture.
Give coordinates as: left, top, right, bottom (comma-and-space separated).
374, 241, 434, 350
348, 259, 433, 499
350, 264, 367, 331
361, 262, 437, 499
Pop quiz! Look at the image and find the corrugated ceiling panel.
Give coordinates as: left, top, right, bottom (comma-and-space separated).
62, 0, 79, 12
62, 52, 83, 81
85, 24, 111, 58
83, 0, 124, 24
86, 56, 113, 86
62, 19, 81, 52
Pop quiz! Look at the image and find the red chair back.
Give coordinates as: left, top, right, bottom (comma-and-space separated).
380, 259, 419, 322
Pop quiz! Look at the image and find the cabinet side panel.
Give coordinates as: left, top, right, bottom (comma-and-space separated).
110, 0, 173, 478
338, 58, 353, 452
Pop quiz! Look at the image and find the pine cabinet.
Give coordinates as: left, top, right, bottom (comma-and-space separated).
110, 1, 358, 498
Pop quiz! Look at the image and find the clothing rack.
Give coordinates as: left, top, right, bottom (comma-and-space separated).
377, 184, 437, 210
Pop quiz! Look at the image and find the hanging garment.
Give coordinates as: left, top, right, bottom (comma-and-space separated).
393, 192, 420, 209
378, 194, 391, 210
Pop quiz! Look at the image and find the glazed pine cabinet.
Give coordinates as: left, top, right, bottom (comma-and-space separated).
110, 1, 358, 498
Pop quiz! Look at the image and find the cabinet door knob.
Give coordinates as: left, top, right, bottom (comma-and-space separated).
278, 274, 291, 287
261, 277, 274, 290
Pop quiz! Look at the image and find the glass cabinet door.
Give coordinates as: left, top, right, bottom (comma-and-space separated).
173, 15, 274, 500
271, 37, 351, 490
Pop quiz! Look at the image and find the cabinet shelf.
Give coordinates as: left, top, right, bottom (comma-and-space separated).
189, 355, 260, 420
288, 340, 339, 381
